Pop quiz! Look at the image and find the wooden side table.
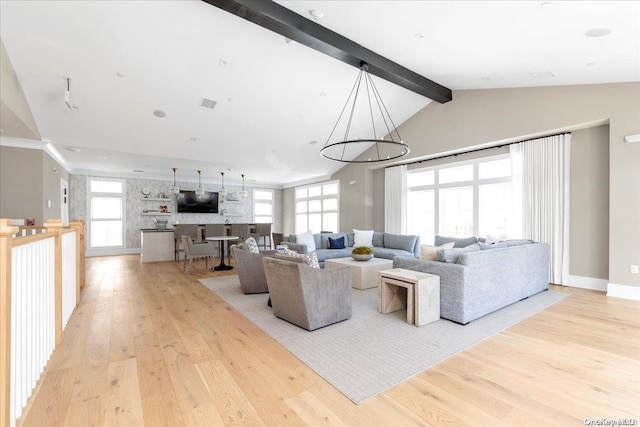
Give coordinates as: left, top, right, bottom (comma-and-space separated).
378, 268, 440, 326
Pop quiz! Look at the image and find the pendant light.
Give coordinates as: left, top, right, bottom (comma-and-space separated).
239, 174, 248, 199
195, 170, 205, 197
169, 167, 180, 194
320, 61, 409, 163
219, 172, 227, 199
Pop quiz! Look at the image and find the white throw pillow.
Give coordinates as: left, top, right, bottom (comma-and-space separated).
420, 242, 455, 260
353, 229, 374, 247
277, 249, 320, 269
485, 235, 500, 245
296, 230, 316, 252
244, 237, 259, 254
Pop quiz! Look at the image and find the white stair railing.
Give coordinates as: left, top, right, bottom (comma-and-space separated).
0, 219, 85, 427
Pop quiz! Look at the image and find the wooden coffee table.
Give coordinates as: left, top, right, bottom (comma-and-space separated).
324, 257, 393, 289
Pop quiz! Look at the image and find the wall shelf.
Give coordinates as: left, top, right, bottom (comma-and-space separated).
220, 200, 244, 204
141, 198, 172, 202
141, 212, 172, 216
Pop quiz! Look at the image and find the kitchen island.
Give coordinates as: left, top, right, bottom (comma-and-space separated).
140, 229, 174, 262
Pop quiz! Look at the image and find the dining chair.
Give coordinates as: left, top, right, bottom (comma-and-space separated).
181, 235, 216, 272
174, 224, 199, 261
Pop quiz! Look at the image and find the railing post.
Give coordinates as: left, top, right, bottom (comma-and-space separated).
44, 219, 63, 346
0, 219, 17, 427
68, 219, 85, 303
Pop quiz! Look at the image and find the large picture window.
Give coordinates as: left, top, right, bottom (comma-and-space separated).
295, 180, 339, 234
253, 189, 274, 224
87, 178, 125, 249
407, 155, 513, 245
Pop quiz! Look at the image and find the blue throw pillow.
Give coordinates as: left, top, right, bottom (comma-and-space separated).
328, 236, 346, 249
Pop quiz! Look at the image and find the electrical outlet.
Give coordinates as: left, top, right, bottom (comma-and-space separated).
632, 265, 639, 275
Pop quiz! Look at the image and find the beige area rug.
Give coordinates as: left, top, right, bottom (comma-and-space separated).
200, 275, 567, 404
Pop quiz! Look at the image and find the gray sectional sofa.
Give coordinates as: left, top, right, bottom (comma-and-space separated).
281, 232, 420, 267
393, 240, 550, 324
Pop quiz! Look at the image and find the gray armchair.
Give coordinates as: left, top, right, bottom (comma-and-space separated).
262, 257, 352, 331
230, 244, 276, 294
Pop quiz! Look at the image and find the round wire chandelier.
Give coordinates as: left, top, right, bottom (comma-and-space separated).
320, 61, 410, 163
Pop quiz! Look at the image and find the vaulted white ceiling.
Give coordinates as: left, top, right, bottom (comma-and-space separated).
1, 1, 638, 187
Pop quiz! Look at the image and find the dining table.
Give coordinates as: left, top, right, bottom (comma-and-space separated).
205, 235, 238, 271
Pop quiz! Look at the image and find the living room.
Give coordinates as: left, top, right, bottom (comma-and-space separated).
1, 1, 639, 426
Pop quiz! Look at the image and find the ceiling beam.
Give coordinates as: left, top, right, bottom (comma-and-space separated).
202, 0, 453, 103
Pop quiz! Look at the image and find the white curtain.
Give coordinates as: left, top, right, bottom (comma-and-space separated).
510, 134, 571, 284
384, 165, 407, 234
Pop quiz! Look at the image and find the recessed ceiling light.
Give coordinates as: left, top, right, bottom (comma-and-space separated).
98, 155, 109, 160
413, 33, 425, 39
199, 98, 217, 109
587, 62, 596, 67
529, 70, 556, 78
309, 10, 323, 20
218, 59, 227, 67
319, 91, 328, 97
116, 72, 125, 78
309, 140, 318, 145
133, 169, 144, 173
585, 28, 612, 37
540, 2, 552, 9
66, 146, 82, 152
190, 137, 198, 142
153, 110, 166, 118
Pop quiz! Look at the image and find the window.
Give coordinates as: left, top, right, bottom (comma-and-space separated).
407, 155, 513, 244
87, 178, 125, 249
253, 189, 274, 224
295, 180, 339, 234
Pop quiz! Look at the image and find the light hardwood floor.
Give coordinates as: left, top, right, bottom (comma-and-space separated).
18, 255, 640, 426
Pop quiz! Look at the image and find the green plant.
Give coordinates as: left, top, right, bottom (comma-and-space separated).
352, 246, 373, 255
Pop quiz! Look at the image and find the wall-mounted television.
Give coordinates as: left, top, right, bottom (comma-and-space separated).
177, 190, 219, 213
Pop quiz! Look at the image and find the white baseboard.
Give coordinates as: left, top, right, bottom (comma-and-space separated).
607, 283, 640, 301
567, 275, 608, 292
86, 248, 140, 257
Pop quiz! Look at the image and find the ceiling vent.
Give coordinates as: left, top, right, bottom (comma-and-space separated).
529, 71, 556, 79
199, 98, 217, 109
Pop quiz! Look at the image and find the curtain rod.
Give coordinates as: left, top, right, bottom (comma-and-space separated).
387, 132, 571, 169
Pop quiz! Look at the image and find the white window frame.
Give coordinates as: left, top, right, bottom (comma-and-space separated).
407, 154, 512, 241
253, 188, 274, 224
294, 180, 340, 234
86, 177, 126, 250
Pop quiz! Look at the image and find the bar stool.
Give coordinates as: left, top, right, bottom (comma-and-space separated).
254, 223, 272, 249
272, 232, 284, 248
229, 223, 251, 251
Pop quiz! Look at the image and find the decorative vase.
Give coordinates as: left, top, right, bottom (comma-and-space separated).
351, 253, 373, 261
